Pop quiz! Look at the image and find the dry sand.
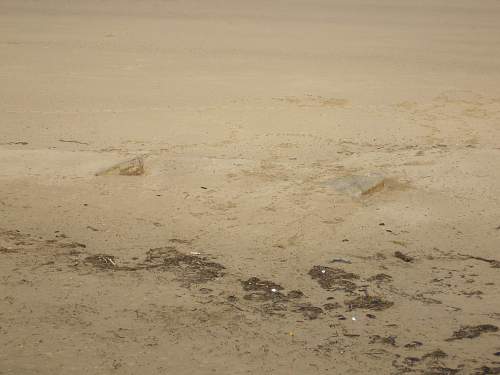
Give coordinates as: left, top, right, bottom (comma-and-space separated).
1, 0, 500, 374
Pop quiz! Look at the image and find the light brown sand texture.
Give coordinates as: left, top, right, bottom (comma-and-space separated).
1, 1, 500, 374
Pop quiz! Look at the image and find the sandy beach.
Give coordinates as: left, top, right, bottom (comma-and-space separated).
1, 0, 500, 373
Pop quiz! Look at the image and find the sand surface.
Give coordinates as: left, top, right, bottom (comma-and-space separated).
1, 1, 500, 374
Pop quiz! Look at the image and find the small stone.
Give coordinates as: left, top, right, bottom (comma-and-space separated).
394, 251, 414, 263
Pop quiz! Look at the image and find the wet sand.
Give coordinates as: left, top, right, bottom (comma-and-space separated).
1, 0, 500, 373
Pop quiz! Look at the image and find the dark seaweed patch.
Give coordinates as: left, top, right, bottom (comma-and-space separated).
346, 295, 394, 311
447, 324, 498, 341
308, 265, 359, 291
84, 254, 116, 269
292, 303, 324, 320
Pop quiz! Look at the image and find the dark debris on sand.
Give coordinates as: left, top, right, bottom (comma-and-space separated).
241, 277, 287, 302
308, 265, 360, 291
83, 247, 226, 287
367, 273, 393, 283
0, 246, 18, 254
258, 302, 288, 317
369, 335, 396, 346
394, 251, 415, 263
241, 277, 304, 303
446, 324, 498, 341
345, 295, 394, 311
460, 254, 500, 269
292, 303, 324, 320
145, 247, 225, 286
84, 254, 116, 269
242, 277, 283, 292
404, 341, 423, 349
422, 349, 448, 361
475, 366, 500, 375
323, 302, 341, 311
424, 366, 460, 375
